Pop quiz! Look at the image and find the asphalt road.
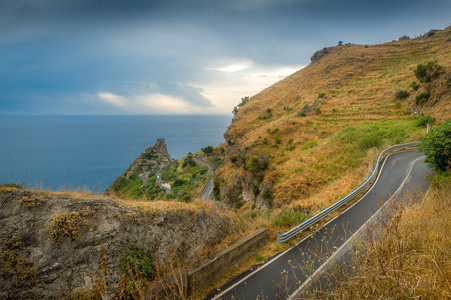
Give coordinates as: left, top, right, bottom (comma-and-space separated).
206, 150, 429, 300
196, 157, 216, 201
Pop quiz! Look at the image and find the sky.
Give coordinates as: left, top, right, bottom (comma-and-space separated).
0, 0, 450, 115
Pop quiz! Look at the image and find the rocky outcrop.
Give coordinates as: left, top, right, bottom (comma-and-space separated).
130, 138, 173, 174
0, 188, 236, 299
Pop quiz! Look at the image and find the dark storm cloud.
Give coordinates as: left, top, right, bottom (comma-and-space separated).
0, 0, 450, 115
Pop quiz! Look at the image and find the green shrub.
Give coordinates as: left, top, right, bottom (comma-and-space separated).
395, 90, 409, 99
172, 178, 187, 187
414, 61, 442, 82
286, 144, 295, 151
256, 254, 265, 261
237, 96, 249, 107
272, 210, 310, 227
143, 152, 157, 160
201, 146, 214, 154
262, 189, 272, 200
415, 115, 435, 128
417, 120, 451, 173
182, 155, 197, 168
298, 111, 307, 117
415, 91, 431, 105
408, 80, 420, 91
318, 92, 326, 99
301, 141, 317, 150
119, 243, 153, 279
0, 183, 25, 189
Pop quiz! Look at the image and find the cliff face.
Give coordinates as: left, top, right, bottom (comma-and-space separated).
0, 188, 236, 299
130, 138, 173, 174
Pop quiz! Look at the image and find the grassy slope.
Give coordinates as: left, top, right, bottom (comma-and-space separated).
219, 27, 451, 220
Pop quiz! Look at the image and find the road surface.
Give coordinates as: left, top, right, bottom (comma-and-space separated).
206, 150, 429, 299
196, 157, 216, 200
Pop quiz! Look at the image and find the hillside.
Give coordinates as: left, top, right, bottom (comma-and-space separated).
215, 27, 451, 220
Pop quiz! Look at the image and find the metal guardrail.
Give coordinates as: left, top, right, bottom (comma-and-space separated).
277, 142, 419, 244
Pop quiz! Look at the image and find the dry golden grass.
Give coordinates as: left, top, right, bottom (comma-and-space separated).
320, 175, 451, 299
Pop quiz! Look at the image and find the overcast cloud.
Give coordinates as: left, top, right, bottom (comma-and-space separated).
0, 0, 450, 115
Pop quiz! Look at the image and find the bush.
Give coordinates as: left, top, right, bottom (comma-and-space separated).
318, 92, 326, 99
182, 155, 197, 168
415, 91, 431, 105
395, 90, 409, 99
298, 111, 307, 117
408, 80, 420, 91
262, 189, 273, 200
119, 243, 153, 279
415, 115, 435, 128
46, 212, 89, 243
417, 120, 451, 173
414, 61, 442, 82
286, 144, 295, 151
237, 96, 249, 107
201, 145, 213, 154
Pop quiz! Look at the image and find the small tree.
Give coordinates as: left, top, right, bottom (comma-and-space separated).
232, 106, 238, 116
414, 61, 442, 83
201, 145, 214, 154
417, 120, 451, 173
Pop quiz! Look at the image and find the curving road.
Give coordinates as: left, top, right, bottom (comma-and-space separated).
206, 150, 429, 299
196, 157, 216, 201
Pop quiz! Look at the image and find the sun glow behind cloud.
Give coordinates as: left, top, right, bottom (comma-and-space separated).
198, 63, 304, 113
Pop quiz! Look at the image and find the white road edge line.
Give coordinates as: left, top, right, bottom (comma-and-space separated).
287, 155, 425, 299
210, 150, 416, 299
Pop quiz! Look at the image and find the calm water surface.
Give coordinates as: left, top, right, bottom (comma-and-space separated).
0, 115, 231, 193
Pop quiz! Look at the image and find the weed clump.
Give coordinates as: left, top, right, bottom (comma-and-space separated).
19, 195, 46, 207
0, 235, 38, 287
272, 210, 310, 228
46, 212, 89, 243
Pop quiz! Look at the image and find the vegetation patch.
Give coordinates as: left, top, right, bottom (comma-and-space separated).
272, 210, 310, 228
19, 195, 46, 207
46, 212, 89, 243
415, 91, 431, 105
119, 243, 154, 280
0, 235, 38, 287
125, 213, 141, 225
414, 61, 443, 82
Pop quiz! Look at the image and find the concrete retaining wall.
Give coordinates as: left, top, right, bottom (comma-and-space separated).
155, 228, 268, 298
188, 227, 268, 292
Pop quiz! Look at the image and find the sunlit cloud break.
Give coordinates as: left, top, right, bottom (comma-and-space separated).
97, 91, 212, 114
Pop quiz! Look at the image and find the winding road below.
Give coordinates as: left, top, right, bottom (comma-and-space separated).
196, 156, 216, 201
206, 150, 429, 299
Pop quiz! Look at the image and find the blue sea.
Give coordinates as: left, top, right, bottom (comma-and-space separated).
0, 115, 232, 194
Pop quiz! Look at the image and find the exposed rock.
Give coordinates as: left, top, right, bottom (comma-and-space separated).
131, 138, 173, 173
0, 188, 236, 299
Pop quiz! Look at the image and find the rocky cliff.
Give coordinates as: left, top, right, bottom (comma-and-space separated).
129, 138, 173, 174
0, 187, 237, 299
